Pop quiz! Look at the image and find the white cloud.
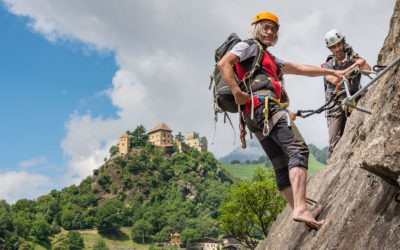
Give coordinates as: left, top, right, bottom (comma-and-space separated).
19, 156, 47, 168
0, 171, 53, 204
3, 0, 396, 186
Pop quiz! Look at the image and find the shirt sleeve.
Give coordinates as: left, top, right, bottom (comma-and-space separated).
274, 56, 286, 65
229, 42, 258, 62
322, 60, 333, 69
322, 60, 334, 83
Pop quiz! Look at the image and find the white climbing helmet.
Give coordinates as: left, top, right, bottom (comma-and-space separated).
325, 29, 345, 47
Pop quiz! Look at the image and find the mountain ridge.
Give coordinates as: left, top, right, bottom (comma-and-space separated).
219, 140, 328, 164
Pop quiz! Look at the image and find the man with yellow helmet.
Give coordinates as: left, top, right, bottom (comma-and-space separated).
218, 12, 365, 230
322, 29, 371, 160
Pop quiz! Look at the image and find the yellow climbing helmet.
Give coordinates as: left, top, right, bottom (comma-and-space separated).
252, 12, 279, 25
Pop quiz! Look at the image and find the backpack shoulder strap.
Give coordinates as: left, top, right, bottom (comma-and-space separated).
267, 51, 284, 81
241, 39, 265, 79
325, 55, 336, 68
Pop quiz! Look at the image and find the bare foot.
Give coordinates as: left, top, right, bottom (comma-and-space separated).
303, 205, 323, 230
293, 208, 324, 230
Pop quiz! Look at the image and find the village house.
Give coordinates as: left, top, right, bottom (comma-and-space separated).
156, 234, 243, 249
170, 233, 181, 246
221, 236, 244, 250
192, 237, 222, 250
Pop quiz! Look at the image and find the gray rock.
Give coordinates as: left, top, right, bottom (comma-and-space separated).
178, 180, 197, 201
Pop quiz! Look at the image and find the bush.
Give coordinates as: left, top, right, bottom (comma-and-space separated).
109, 145, 119, 157
114, 157, 127, 168
95, 200, 123, 234
118, 191, 127, 202
131, 219, 153, 243
181, 228, 201, 246
32, 219, 51, 242
52, 232, 70, 250
50, 220, 61, 234
97, 173, 111, 189
60, 204, 84, 230
67, 231, 84, 249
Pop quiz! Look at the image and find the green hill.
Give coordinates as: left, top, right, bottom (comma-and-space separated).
221, 163, 266, 181
0, 140, 236, 249
307, 153, 326, 175
222, 154, 325, 181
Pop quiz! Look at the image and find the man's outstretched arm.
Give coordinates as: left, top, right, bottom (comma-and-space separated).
325, 57, 368, 85
282, 62, 345, 79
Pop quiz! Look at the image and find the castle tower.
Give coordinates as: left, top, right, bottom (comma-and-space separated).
148, 123, 173, 147
200, 136, 208, 152
185, 131, 207, 152
118, 133, 130, 155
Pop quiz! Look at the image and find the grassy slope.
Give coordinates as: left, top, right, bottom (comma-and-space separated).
222, 154, 325, 181
307, 153, 326, 176
79, 227, 149, 250
32, 228, 148, 250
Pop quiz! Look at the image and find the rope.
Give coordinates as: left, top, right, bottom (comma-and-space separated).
295, 90, 345, 118
239, 112, 247, 149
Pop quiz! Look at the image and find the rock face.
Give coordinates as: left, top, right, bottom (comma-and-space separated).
178, 180, 197, 201
257, 2, 400, 250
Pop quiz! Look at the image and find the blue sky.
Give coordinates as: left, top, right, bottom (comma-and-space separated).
0, 0, 394, 203
0, 4, 118, 200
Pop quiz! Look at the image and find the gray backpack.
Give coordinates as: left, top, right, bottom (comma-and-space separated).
209, 33, 264, 114
209, 33, 265, 144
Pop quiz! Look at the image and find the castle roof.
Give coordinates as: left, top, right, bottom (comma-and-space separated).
120, 133, 129, 138
148, 123, 172, 134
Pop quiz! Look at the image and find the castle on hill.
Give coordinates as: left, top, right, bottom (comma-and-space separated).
117, 123, 207, 156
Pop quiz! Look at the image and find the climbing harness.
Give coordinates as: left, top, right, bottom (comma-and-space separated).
296, 56, 400, 118
255, 93, 288, 135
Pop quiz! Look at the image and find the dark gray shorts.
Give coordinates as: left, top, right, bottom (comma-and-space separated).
246, 105, 309, 190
